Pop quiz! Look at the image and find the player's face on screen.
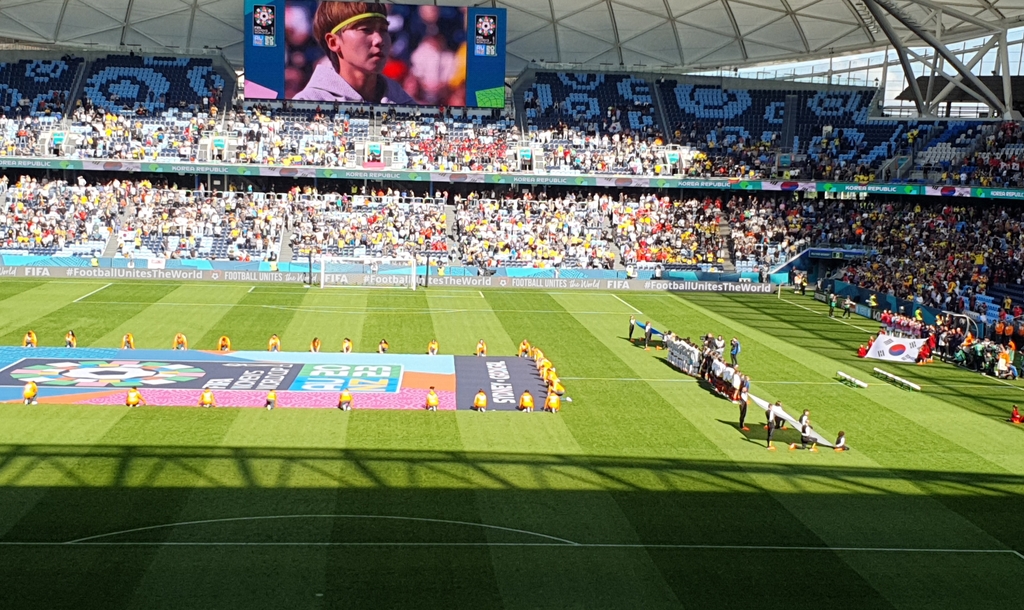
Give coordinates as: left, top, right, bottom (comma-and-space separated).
327, 18, 391, 75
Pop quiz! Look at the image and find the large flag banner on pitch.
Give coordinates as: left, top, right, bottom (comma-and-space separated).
866, 336, 925, 363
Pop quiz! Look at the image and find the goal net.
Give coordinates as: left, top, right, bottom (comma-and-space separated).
319, 256, 418, 290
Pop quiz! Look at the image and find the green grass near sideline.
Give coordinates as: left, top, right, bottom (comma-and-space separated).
0, 279, 1022, 609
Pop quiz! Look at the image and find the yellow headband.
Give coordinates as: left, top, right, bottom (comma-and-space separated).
330, 12, 387, 35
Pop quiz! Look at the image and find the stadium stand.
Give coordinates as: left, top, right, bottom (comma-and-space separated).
0, 176, 114, 256
82, 56, 225, 114
0, 58, 82, 118
117, 188, 291, 262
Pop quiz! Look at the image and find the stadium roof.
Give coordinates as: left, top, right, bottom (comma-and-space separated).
0, 0, 1023, 73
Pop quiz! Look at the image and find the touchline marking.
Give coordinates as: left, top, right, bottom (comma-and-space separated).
612, 294, 642, 315
72, 283, 112, 303
65, 514, 579, 546
248, 286, 256, 293
0, 540, 1018, 558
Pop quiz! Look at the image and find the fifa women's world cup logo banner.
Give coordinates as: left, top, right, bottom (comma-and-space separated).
0, 348, 454, 409
253, 5, 277, 47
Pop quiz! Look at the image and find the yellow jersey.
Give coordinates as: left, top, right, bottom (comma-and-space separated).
426, 391, 440, 408
126, 390, 143, 405
473, 392, 487, 409
23, 382, 38, 399
519, 392, 534, 410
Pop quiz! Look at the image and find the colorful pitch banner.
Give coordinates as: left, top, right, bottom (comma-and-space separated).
0, 348, 453, 409
865, 336, 925, 364
244, 0, 506, 107
454, 356, 548, 412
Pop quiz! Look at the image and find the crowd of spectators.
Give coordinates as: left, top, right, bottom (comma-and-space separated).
926, 122, 1024, 188
787, 198, 1024, 310
452, 191, 616, 268
117, 183, 293, 262
289, 186, 448, 261
0, 175, 117, 253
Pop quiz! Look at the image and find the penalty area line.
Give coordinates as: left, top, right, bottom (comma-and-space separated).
611, 294, 642, 315
778, 297, 874, 333
72, 283, 112, 303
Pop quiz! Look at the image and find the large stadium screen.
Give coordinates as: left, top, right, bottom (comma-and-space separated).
244, 0, 506, 107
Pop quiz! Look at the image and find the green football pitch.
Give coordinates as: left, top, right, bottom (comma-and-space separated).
0, 278, 1022, 609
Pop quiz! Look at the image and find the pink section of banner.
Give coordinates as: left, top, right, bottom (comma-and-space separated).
74, 388, 457, 410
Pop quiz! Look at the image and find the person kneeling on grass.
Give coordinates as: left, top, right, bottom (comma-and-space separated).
338, 389, 353, 411
518, 390, 534, 413
199, 388, 216, 408
519, 339, 531, 357
342, 338, 353, 354
23, 381, 38, 405
126, 387, 146, 408
268, 334, 282, 352
427, 339, 439, 355
122, 333, 135, 350
378, 339, 389, 354
1009, 405, 1023, 424
472, 389, 488, 412
265, 390, 277, 410
425, 387, 439, 411
65, 330, 77, 348
173, 333, 188, 351
218, 335, 231, 351
23, 330, 37, 348
834, 431, 850, 452
544, 391, 561, 413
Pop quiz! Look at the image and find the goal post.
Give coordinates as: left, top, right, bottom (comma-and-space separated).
319, 256, 418, 290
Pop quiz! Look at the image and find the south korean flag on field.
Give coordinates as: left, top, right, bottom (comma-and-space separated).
867, 336, 925, 363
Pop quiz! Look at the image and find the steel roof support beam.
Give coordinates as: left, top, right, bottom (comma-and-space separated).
907, 48, 996, 110
861, 0, 927, 115
997, 30, 1014, 115
917, 35, 999, 113
870, 0, 1007, 116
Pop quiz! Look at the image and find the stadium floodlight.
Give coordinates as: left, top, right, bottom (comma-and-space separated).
320, 256, 418, 290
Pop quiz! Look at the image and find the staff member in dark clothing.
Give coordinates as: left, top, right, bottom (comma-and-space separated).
644, 321, 654, 351
738, 386, 749, 431
628, 315, 636, 341
766, 401, 784, 450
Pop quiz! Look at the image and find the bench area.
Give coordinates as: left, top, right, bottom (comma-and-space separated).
837, 371, 868, 388
872, 367, 921, 391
